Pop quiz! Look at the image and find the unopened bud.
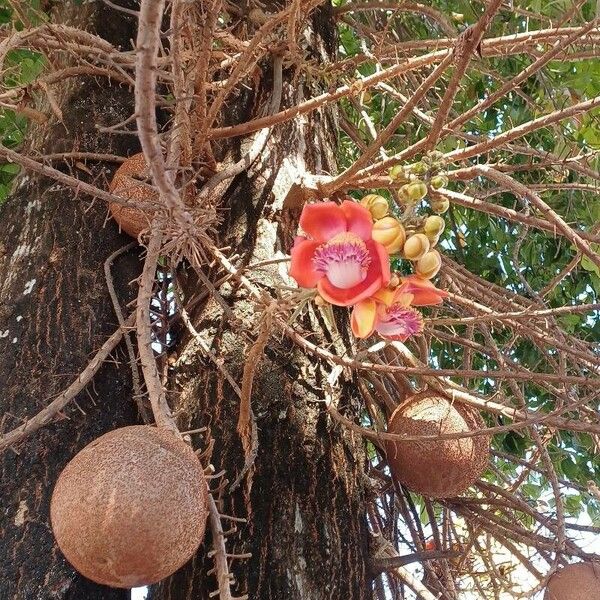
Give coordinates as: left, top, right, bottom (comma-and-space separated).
423, 215, 445, 236
403, 233, 430, 261
360, 194, 389, 220
430, 175, 449, 190
389, 273, 401, 288
409, 161, 428, 175
389, 165, 408, 182
431, 198, 450, 214
406, 181, 428, 201
415, 250, 442, 279
372, 217, 406, 254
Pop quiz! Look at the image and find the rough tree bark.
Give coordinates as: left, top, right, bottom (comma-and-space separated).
1, 2, 370, 600
0, 3, 141, 599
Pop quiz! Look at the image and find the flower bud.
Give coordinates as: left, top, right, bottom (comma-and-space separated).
403, 234, 430, 261
431, 198, 450, 214
389, 273, 401, 288
423, 215, 445, 236
406, 181, 428, 201
372, 217, 406, 254
314, 294, 328, 306
389, 165, 408, 182
409, 161, 428, 175
415, 250, 442, 279
360, 194, 389, 220
398, 185, 414, 204
426, 233, 440, 247
430, 175, 449, 190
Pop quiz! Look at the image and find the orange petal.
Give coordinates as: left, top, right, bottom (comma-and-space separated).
351, 299, 377, 338
397, 275, 449, 306
339, 199, 373, 241
299, 202, 346, 242
289, 238, 322, 288
373, 288, 396, 306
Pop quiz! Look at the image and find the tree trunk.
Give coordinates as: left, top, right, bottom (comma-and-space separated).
150, 6, 370, 599
1, 3, 370, 600
0, 3, 141, 599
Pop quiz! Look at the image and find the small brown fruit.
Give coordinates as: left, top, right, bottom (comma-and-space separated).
109, 153, 156, 238
386, 393, 490, 498
51, 425, 209, 588
544, 562, 600, 600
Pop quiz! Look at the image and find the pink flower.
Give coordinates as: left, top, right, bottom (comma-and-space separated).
351, 288, 424, 341
289, 200, 391, 306
351, 278, 448, 341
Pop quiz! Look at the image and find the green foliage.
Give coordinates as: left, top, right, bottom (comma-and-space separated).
0, 1, 47, 205
337, 0, 600, 527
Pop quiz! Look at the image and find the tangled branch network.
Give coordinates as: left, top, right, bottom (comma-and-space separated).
1, 0, 600, 598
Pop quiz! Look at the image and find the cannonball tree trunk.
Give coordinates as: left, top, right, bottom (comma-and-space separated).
0, 4, 143, 599
0, 2, 370, 600
150, 5, 370, 600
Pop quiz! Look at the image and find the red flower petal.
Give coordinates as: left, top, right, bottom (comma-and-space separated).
289, 239, 322, 288
299, 202, 347, 242
397, 275, 449, 306
340, 200, 373, 241
317, 240, 390, 306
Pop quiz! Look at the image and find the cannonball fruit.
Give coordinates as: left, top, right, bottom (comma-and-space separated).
51, 425, 209, 588
386, 393, 489, 498
544, 562, 600, 600
109, 153, 156, 238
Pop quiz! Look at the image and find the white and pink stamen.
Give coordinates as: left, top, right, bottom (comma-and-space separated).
313, 232, 371, 289
376, 305, 424, 339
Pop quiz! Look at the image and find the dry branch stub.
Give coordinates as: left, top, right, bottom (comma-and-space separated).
109, 152, 156, 238
544, 562, 600, 600
50, 425, 209, 588
386, 392, 490, 498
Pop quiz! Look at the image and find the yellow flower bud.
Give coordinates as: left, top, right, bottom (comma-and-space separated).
415, 250, 442, 279
403, 233, 430, 261
430, 175, 449, 190
389, 273, 401, 288
423, 215, 445, 236
409, 161, 428, 175
360, 194, 389, 220
398, 184, 413, 204
389, 165, 408, 182
431, 198, 450, 214
372, 217, 406, 254
425, 232, 441, 247
406, 181, 428, 201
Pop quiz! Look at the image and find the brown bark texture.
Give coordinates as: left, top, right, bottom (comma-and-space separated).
0, 3, 141, 599
1, 2, 370, 600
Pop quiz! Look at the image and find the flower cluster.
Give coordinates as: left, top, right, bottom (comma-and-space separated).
289, 199, 448, 342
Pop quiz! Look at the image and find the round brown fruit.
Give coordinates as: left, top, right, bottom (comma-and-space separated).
544, 562, 600, 600
109, 153, 156, 238
51, 425, 209, 588
386, 393, 489, 498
